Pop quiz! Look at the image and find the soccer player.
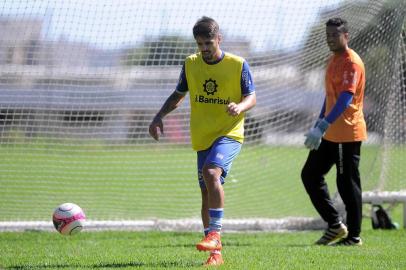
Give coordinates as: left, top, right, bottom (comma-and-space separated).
148, 16, 256, 265
301, 17, 366, 246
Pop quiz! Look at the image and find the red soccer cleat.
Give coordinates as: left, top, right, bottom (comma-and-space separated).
204, 252, 224, 267
196, 231, 222, 251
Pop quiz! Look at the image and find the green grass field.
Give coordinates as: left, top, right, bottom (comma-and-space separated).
0, 143, 404, 221
1, 142, 405, 269
1, 228, 406, 270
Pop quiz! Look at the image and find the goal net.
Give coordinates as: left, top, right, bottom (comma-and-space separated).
0, 0, 405, 231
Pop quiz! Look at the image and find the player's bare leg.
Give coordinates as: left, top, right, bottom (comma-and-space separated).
202, 165, 224, 209
197, 165, 224, 253
201, 188, 210, 230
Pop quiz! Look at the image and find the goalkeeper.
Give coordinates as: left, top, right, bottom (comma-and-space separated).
301, 17, 367, 246
149, 16, 256, 266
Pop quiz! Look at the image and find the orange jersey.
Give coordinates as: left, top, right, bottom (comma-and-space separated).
324, 48, 367, 142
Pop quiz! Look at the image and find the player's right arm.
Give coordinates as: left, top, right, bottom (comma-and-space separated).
149, 63, 188, 141
149, 91, 186, 141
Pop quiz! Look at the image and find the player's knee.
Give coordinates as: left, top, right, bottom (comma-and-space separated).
202, 166, 221, 184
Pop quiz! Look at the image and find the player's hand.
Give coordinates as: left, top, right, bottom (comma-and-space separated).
149, 116, 164, 141
227, 102, 241, 116
304, 119, 329, 150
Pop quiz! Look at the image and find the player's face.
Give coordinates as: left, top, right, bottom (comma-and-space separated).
195, 35, 221, 62
326, 26, 348, 53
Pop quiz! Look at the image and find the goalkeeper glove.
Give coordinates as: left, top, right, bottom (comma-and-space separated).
304, 118, 330, 150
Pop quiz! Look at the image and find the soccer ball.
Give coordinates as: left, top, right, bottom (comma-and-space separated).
52, 203, 86, 235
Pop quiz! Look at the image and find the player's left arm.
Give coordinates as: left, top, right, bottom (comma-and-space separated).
324, 91, 353, 123
227, 61, 256, 116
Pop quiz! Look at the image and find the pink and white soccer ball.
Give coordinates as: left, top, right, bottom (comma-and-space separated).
52, 203, 86, 235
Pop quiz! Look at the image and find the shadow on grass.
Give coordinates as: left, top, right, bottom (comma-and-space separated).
280, 243, 314, 247
142, 243, 196, 248
141, 240, 310, 249
7, 260, 202, 269
142, 241, 254, 248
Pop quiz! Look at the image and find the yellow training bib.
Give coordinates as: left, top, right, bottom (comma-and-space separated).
185, 52, 244, 151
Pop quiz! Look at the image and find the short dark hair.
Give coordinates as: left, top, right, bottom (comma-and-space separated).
326, 17, 349, 33
193, 16, 219, 39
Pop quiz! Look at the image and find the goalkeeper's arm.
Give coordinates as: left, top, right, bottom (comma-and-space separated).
149, 91, 186, 141
305, 91, 353, 150
324, 91, 353, 124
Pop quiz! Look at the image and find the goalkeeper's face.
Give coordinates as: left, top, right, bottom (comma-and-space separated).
326, 26, 348, 53
195, 35, 222, 63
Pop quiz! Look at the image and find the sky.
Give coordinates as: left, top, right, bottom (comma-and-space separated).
0, 0, 343, 51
